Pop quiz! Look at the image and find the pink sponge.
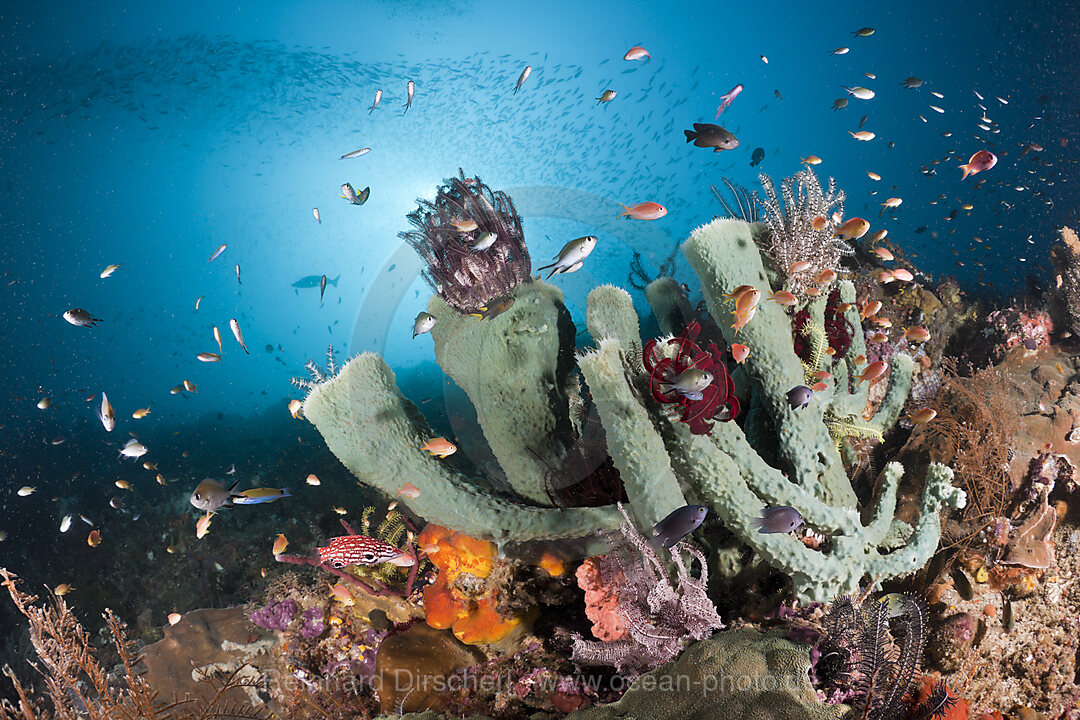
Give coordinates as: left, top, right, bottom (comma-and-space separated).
576, 557, 627, 642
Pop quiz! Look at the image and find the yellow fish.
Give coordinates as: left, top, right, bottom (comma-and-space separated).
272, 533, 288, 555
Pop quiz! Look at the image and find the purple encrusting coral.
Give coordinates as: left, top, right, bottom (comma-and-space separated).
250, 598, 298, 631
301, 606, 327, 638
400, 168, 531, 315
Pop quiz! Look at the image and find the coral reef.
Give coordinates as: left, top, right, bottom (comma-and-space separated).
400, 169, 531, 315
754, 168, 850, 295
570, 504, 723, 674
569, 629, 847, 720
577, 219, 964, 601
0, 568, 266, 720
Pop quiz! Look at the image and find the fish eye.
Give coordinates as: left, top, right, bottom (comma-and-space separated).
332, 560, 345, 568
194, 493, 201, 500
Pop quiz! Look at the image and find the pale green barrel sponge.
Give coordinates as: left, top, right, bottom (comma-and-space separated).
302, 351, 620, 541
429, 280, 573, 505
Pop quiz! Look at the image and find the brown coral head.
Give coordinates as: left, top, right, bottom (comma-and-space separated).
400, 168, 532, 314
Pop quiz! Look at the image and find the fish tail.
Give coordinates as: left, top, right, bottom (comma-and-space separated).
683, 129, 696, 144
646, 535, 665, 552
959, 163, 971, 180
330, 274, 341, 287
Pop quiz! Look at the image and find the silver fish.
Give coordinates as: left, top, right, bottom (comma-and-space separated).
97, 392, 115, 432
659, 367, 713, 401
536, 236, 597, 278
230, 318, 248, 354
412, 311, 436, 338
368, 88, 382, 113
514, 65, 532, 94
341, 147, 371, 159
190, 478, 242, 512
312, 207, 321, 223
119, 438, 147, 460
63, 308, 102, 327
403, 80, 414, 113
472, 231, 497, 251
596, 89, 617, 104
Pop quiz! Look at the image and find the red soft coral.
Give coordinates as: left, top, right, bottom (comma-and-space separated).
643, 321, 739, 435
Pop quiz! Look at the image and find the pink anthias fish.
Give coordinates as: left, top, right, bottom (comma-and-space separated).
617, 201, 667, 220
715, 83, 743, 118
623, 46, 650, 62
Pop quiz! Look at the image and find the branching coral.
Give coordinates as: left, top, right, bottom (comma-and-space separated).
0, 568, 266, 720
400, 168, 531, 314
570, 504, 723, 675
755, 167, 849, 294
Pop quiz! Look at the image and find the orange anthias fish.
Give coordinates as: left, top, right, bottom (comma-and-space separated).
814, 269, 837, 284
959, 150, 997, 180
397, 482, 421, 499
732, 305, 757, 333
789, 260, 812, 273
857, 361, 889, 384
730, 344, 751, 364
868, 331, 889, 344
734, 288, 761, 315
811, 215, 828, 231
617, 201, 667, 220
723, 284, 756, 303
905, 326, 931, 342
891, 268, 914, 282
421, 437, 457, 458
769, 291, 797, 306
860, 300, 883, 319
874, 247, 894, 261
623, 46, 650, 62
196, 511, 213, 539
833, 217, 870, 240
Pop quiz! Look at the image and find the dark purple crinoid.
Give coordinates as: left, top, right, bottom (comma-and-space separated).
643, 321, 739, 435
400, 169, 531, 314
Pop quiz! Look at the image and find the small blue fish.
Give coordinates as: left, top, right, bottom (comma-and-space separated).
787, 385, 814, 410
753, 506, 804, 534
647, 505, 708, 550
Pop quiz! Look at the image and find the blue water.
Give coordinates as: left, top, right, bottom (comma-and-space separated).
0, 0, 1076, 636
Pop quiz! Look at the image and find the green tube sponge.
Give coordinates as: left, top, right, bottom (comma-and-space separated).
682, 219, 856, 508
302, 351, 620, 542
576, 339, 687, 529
644, 277, 694, 336
584, 285, 642, 365
429, 280, 575, 505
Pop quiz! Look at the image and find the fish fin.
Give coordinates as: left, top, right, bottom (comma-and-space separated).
227, 478, 241, 494
683, 129, 696, 143
330, 274, 341, 287
959, 163, 971, 180
646, 535, 665, 552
